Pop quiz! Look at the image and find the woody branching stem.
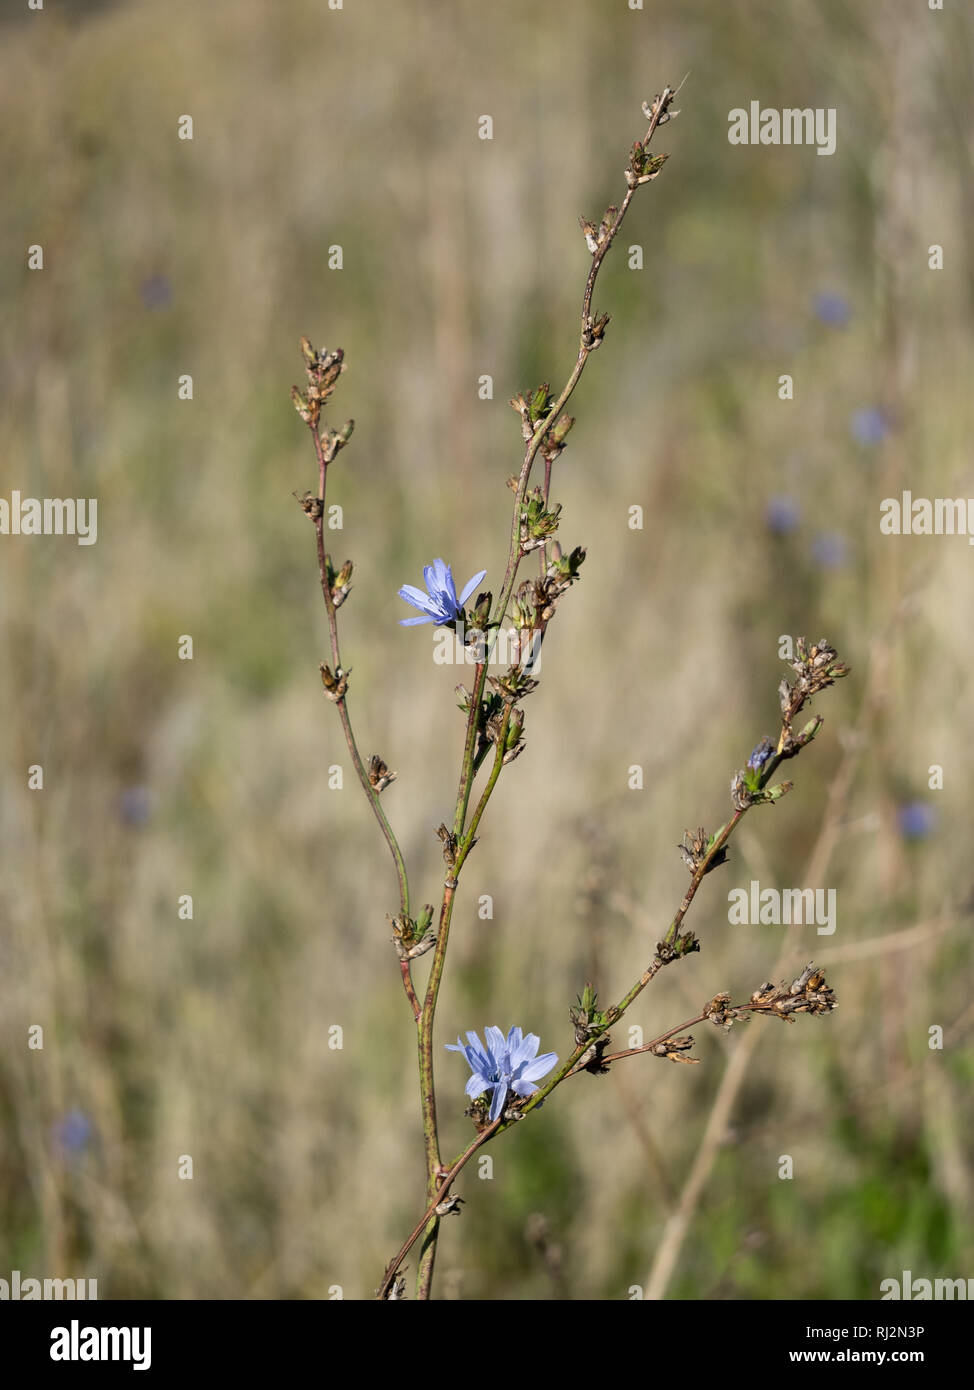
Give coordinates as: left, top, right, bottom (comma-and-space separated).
292, 358, 414, 1015
521, 640, 848, 1115
376, 633, 847, 1288
375, 965, 836, 1298
293, 83, 849, 1303
414, 699, 512, 1297
409, 85, 683, 1298
495, 88, 676, 620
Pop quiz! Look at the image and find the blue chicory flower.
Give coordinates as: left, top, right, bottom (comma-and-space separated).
812, 291, 851, 327
765, 495, 801, 536
140, 273, 173, 310
53, 1109, 93, 1157
898, 801, 936, 841
398, 558, 487, 627
747, 737, 776, 772
811, 531, 848, 570
118, 785, 153, 826
446, 1025, 558, 1122
851, 407, 889, 446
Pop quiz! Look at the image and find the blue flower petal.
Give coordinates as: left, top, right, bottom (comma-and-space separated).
488, 1082, 507, 1122
483, 1026, 507, 1069
458, 569, 488, 607
510, 1032, 540, 1069
398, 584, 433, 607
510, 1078, 539, 1098
518, 1051, 558, 1084
464, 1031, 491, 1066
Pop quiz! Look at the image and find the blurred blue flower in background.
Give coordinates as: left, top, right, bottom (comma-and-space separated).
765, 495, 801, 535
813, 291, 851, 327
898, 801, 936, 841
118, 785, 153, 826
851, 407, 889, 446
139, 273, 172, 309
811, 531, 848, 570
53, 1109, 93, 1157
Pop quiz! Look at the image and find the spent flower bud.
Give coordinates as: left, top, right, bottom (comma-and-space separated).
320, 663, 350, 701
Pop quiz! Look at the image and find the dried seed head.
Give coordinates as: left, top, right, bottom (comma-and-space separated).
436, 823, 459, 868
749, 965, 837, 1020
731, 771, 753, 811
294, 490, 324, 520
368, 755, 397, 794
319, 663, 350, 701
652, 1035, 700, 1065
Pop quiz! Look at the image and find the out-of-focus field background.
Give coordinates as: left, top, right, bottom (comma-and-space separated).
1, 0, 972, 1300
